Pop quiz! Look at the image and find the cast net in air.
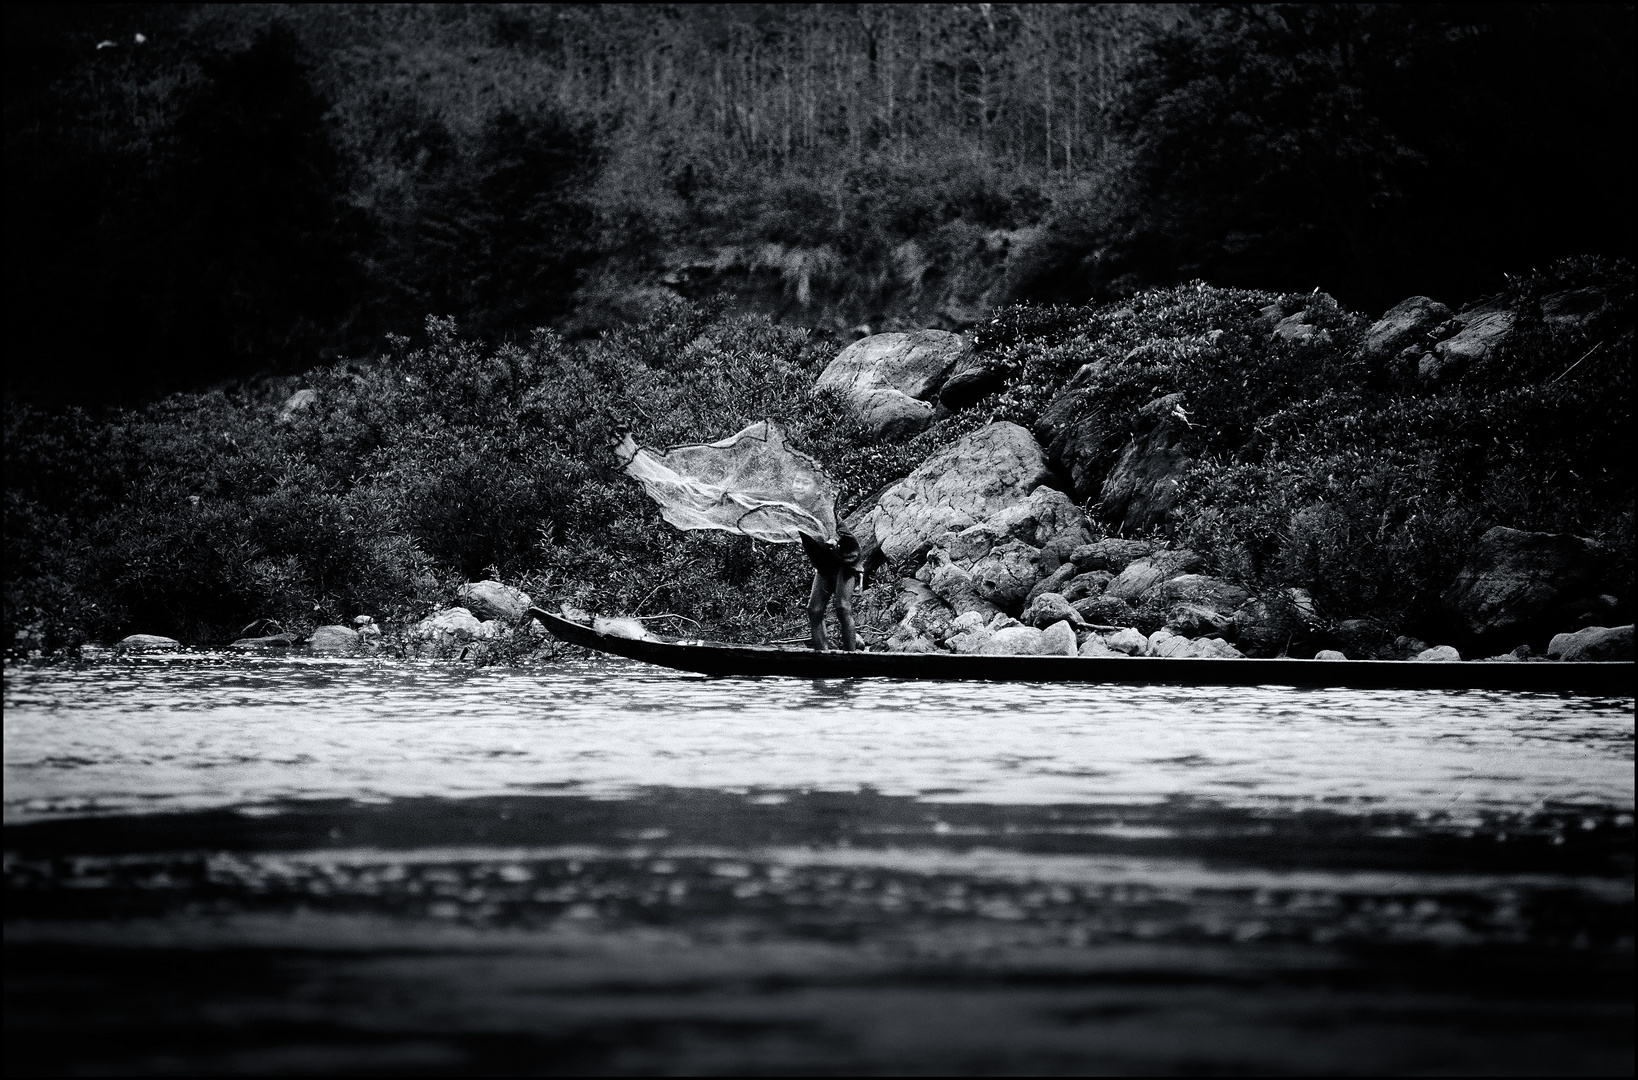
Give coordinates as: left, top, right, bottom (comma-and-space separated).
614, 421, 838, 545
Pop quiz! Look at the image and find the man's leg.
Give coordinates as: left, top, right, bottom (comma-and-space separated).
807, 570, 835, 651
834, 570, 859, 652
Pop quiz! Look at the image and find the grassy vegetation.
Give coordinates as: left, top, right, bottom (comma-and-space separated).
5, 259, 1631, 657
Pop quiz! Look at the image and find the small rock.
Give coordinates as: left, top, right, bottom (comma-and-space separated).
457, 581, 533, 622
1547, 625, 1634, 662
1078, 636, 1118, 657
306, 625, 359, 653
979, 625, 1046, 656
116, 634, 181, 652
1039, 620, 1079, 656
1102, 627, 1148, 655
1313, 649, 1348, 661
1414, 645, 1462, 662
1022, 592, 1085, 630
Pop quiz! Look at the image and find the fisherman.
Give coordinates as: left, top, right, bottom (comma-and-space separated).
799, 521, 862, 652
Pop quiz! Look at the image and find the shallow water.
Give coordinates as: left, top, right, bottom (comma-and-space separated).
4, 655, 1633, 1075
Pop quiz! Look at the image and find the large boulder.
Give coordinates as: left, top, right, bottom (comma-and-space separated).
1074, 594, 1134, 627
1099, 394, 1193, 534
1165, 604, 1233, 639
815, 330, 971, 439
1061, 571, 1112, 603
1359, 296, 1452, 364
1442, 527, 1608, 645
1540, 286, 1614, 334
1022, 563, 1080, 609
457, 581, 532, 622
1421, 300, 1512, 384
869, 422, 1055, 567
1547, 624, 1633, 662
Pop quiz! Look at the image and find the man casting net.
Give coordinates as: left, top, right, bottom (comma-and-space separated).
612, 421, 862, 650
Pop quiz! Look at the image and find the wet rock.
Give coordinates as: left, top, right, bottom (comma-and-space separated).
1022, 592, 1085, 630
306, 625, 359, 653
1039, 620, 1079, 656
117, 634, 182, 652
868, 422, 1055, 567
1360, 296, 1453, 364
1414, 645, 1462, 662
1314, 649, 1348, 661
1547, 624, 1634, 662
969, 539, 1049, 612
1069, 538, 1155, 573
1099, 394, 1193, 534
457, 580, 533, 622
1443, 526, 1607, 644
1074, 594, 1134, 626
1102, 627, 1148, 655
815, 330, 971, 439
979, 625, 1046, 656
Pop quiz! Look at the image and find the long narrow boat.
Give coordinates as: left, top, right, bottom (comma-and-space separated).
531, 609, 1634, 694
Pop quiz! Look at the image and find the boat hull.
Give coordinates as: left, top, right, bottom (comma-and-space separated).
531, 610, 1633, 694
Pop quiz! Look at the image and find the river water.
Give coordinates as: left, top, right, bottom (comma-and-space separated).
4, 654, 1633, 1075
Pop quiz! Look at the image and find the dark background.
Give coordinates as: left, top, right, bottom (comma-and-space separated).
5, 3, 1633, 407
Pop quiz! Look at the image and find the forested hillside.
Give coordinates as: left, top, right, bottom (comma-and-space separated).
6, 3, 1632, 403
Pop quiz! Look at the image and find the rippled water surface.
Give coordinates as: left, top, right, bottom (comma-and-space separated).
0, 655, 1631, 822
3, 655, 1632, 821
5, 656, 1634, 1076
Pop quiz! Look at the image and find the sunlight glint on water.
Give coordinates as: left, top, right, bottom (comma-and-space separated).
3, 656, 1632, 822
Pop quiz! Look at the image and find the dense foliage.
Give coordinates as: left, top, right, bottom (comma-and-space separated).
8, 261, 1630, 654
6, 4, 1630, 404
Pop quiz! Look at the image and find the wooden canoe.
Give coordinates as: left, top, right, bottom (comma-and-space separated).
530, 609, 1634, 694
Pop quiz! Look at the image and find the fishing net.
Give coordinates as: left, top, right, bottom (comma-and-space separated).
614, 421, 838, 545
